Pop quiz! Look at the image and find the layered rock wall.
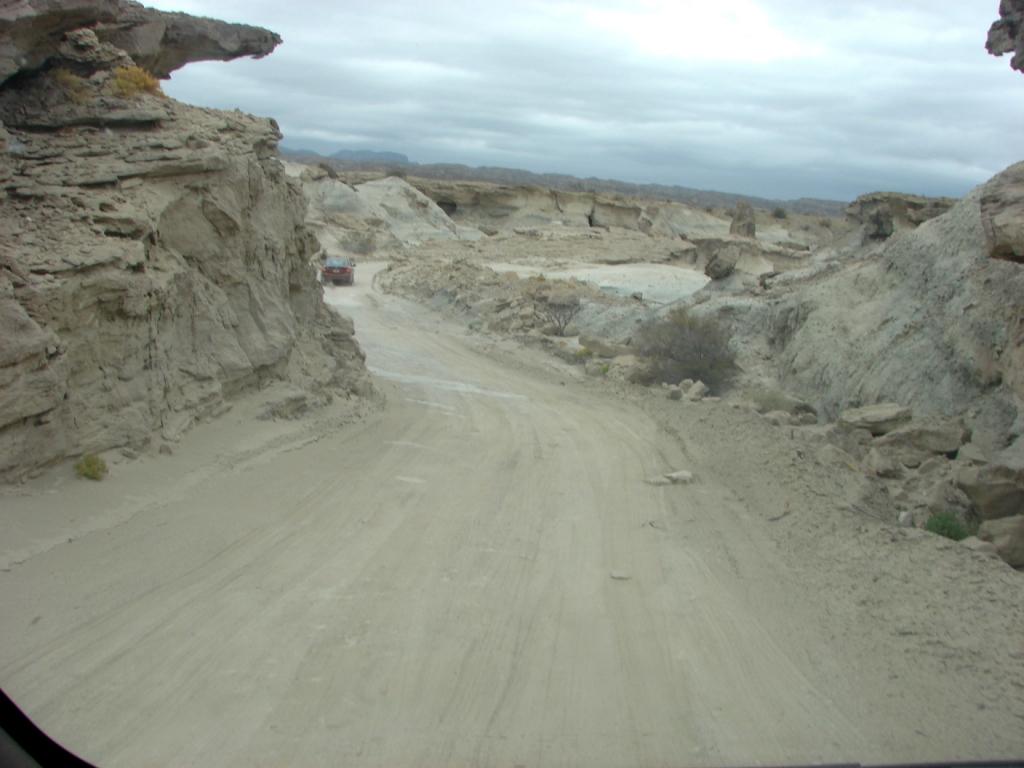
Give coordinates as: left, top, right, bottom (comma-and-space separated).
0, 4, 369, 479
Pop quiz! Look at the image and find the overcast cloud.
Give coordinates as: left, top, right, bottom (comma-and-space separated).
146, 0, 1024, 201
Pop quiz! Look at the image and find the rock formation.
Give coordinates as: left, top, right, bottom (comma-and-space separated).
0, 1, 280, 85
728, 201, 755, 238
845, 192, 956, 243
692, 165, 1024, 455
289, 165, 461, 256
987, 0, 1024, 75
0, 4, 368, 479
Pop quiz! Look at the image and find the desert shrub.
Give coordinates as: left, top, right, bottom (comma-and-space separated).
772, 207, 788, 219
574, 347, 594, 360
75, 453, 108, 481
924, 512, 968, 541
537, 292, 581, 336
819, 217, 833, 229
109, 66, 162, 99
52, 67, 89, 104
633, 309, 737, 392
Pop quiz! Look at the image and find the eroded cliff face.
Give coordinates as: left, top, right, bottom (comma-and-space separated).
692, 164, 1024, 455
0, 6, 369, 479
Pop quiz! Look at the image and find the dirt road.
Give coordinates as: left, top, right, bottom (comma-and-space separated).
2, 264, 1023, 767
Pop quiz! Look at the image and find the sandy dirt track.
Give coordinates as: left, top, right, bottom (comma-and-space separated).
2, 264, 1023, 767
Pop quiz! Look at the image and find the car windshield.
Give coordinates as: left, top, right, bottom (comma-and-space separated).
2, 2, 1024, 768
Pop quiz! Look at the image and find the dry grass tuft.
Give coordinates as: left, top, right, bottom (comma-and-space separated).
109, 66, 163, 99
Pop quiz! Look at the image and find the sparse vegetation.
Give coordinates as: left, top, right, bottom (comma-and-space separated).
75, 453, 108, 481
633, 309, 737, 392
52, 67, 89, 104
772, 206, 788, 219
924, 512, 969, 541
574, 347, 594, 360
537, 292, 582, 336
109, 65, 163, 99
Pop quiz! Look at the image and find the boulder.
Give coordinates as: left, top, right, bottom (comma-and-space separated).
875, 418, 966, 455
686, 380, 708, 401
874, 418, 968, 467
955, 463, 1024, 521
838, 403, 912, 436
729, 201, 755, 238
667, 386, 683, 401
864, 447, 903, 479
925, 479, 974, 520
979, 161, 1024, 263
978, 514, 1024, 567
987, 0, 1024, 75
958, 442, 990, 465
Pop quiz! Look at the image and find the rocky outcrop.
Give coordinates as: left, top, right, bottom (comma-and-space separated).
689, 166, 1024, 456
845, 192, 956, 243
980, 162, 1024, 262
987, 0, 1024, 75
0, 1, 280, 85
288, 164, 460, 256
0, 5, 368, 479
729, 201, 755, 238
409, 179, 734, 240
670, 235, 807, 283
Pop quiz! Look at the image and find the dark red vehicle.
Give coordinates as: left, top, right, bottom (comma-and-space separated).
321, 256, 354, 286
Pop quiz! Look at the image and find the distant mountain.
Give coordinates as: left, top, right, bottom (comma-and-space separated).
330, 149, 409, 165
278, 145, 846, 216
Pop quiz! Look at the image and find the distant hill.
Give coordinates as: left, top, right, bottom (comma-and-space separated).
330, 149, 409, 165
278, 146, 846, 216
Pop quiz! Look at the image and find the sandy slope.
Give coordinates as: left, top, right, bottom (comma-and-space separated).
1, 264, 1022, 767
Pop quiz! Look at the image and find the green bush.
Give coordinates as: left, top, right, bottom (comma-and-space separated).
633, 309, 736, 392
771, 207, 788, 219
75, 453, 108, 481
924, 512, 968, 541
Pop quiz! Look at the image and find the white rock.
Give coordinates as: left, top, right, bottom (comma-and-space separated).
838, 403, 912, 436
686, 381, 708, 401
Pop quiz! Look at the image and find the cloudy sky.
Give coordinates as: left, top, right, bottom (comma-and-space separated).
147, 0, 1023, 201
